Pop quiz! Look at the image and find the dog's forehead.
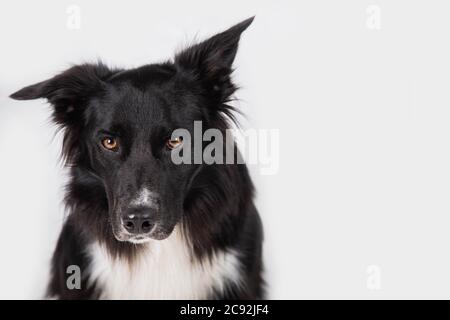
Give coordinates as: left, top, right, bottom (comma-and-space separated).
90, 69, 200, 131
110, 84, 172, 122
101, 84, 175, 121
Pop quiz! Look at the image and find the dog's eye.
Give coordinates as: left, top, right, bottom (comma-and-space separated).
166, 137, 183, 150
101, 137, 119, 151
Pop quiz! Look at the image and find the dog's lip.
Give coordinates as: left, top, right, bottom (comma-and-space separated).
115, 232, 152, 242
114, 231, 160, 243
113, 223, 175, 242
127, 235, 153, 244
115, 230, 172, 243
130, 235, 150, 241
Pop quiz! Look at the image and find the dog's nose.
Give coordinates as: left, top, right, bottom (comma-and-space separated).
122, 208, 155, 235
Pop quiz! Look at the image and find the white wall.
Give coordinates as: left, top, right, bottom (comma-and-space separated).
1, 0, 450, 299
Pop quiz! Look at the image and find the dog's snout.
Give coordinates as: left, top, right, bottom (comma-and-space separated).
122, 208, 155, 235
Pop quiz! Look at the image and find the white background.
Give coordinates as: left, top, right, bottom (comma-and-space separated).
1, 0, 450, 299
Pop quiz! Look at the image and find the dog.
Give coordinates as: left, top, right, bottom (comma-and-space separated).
10, 17, 264, 299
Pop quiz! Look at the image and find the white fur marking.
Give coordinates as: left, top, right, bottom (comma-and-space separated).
87, 227, 241, 299
131, 188, 157, 208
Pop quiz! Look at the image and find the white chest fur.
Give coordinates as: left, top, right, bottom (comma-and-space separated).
87, 227, 242, 299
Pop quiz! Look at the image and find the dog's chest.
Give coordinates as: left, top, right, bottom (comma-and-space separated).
87, 229, 241, 299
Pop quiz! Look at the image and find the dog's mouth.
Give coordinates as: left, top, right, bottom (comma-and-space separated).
126, 235, 153, 244
112, 223, 174, 244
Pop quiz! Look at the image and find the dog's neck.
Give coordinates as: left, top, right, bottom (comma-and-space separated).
86, 225, 242, 299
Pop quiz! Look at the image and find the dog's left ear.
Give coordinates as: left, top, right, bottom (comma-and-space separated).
175, 17, 254, 102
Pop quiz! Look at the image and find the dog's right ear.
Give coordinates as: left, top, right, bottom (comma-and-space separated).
10, 63, 114, 126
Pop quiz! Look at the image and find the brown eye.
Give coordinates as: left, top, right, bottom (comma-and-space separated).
166, 137, 183, 150
101, 137, 119, 151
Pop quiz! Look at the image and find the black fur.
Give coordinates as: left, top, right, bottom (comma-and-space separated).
10, 17, 264, 299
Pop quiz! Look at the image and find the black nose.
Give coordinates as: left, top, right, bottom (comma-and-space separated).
122, 209, 155, 235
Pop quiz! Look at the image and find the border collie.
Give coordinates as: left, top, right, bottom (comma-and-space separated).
10, 17, 264, 299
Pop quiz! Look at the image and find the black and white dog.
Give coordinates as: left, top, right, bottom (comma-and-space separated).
10, 17, 264, 299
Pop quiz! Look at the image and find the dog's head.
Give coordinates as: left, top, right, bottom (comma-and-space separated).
10, 18, 253, 244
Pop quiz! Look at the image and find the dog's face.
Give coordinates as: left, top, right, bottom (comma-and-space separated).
10, 17, 253, 243
82, 66, 205, 242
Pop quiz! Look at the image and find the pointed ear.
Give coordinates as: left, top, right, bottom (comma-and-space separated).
10, 63, 114, 126
174, 17, 254, 100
